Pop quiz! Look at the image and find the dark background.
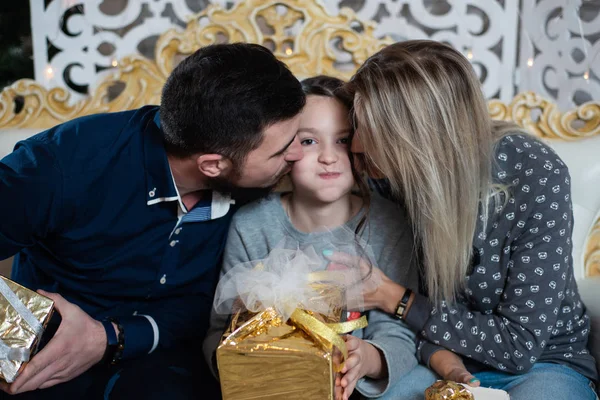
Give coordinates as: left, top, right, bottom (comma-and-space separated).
0, 2, 33, 90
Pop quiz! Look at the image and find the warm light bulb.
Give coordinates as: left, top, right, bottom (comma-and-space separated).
527, 57, 534, 67
111, 58, 118, 67
466, 49, 474, 60
45, 65, 54, 79
583, 70, 590, 81
285, 48, 293, 56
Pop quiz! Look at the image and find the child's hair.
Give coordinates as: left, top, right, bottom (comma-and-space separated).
300, 75, 371, 236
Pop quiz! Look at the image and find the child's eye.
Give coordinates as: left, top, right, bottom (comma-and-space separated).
338, 137, 350, 145
301, 138, 316, 146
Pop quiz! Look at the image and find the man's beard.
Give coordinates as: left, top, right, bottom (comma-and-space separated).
207, 173, 282, 205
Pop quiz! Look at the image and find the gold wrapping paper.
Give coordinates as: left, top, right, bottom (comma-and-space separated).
0, 276, 54, 383
217, 282, 362, 400
217, 307, 342, 400
425, 380, 475, 400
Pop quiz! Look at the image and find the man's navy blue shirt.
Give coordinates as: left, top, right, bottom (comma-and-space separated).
0, 106, 237, 359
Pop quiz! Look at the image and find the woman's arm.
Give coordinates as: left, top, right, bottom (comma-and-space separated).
331, 166, 576, 375
428, 347, 480, 386
402, 166, 575, 374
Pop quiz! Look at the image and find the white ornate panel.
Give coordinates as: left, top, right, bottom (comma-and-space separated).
29, 0, 234, 102
30, 0, 599, 107
320, 0, 520, 102
518, 0, 600, 111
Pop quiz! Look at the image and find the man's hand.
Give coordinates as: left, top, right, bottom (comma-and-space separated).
0, 290, 107, 395
429, 349, 480, 387
339, 336, 385, 400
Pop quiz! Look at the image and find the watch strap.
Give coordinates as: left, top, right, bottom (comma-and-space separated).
395, 288, 413, 320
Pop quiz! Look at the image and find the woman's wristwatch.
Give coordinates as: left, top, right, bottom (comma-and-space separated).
394, 288, 413, 320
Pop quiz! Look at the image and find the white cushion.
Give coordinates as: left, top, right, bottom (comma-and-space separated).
0, 129, 41, 159
577, 277, 600, 381
544, 135, 600, 280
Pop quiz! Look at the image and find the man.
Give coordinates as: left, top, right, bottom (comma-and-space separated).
0, 43, 305, 398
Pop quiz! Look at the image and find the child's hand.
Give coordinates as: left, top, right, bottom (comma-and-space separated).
339, 336, 385, 400
429, 349, 480, 387
334, 373, 344, 400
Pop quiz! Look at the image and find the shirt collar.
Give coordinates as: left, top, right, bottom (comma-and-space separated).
144, 111, 179, 205
143, 110, 234, 219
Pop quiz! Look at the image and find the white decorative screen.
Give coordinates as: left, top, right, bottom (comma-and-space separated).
30, 0, 599, 108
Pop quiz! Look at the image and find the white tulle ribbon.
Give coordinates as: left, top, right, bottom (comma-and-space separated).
213, 228, 380, 322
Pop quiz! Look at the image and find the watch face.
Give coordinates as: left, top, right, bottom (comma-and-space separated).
396, 304, 406, 318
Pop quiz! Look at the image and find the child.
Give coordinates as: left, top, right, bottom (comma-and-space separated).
204, 76, 421, 399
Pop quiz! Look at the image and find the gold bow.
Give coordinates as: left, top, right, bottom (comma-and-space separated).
290, 309, 368, 372
251, 262, 369, 371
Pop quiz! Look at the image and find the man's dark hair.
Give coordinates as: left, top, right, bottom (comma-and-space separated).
160, 43, 305, 166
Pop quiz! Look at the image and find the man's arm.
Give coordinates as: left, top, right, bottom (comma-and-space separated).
0, 134, 110, 394
119, 288, 218, 360
0, 137, 63, 259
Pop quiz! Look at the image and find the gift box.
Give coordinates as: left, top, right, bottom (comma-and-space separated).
217, 303, 367, 400
426, 381, 475, 400
217, 307, 335, 399
425, 380, 510, 400
0, 276, 54, 383
217, 282, 353, 400
213, 235, 374, 400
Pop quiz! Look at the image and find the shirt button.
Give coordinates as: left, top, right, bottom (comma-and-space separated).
169, 240, 178, 247
160, 274, 167, 284
175, 228, 181, 235
149, 187, 156, 197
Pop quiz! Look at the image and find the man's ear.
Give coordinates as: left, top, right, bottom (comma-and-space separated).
196, 154, 232, 178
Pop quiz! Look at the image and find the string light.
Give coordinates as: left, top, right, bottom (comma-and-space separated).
466, 48, 474, 60
285, 48, 293, 56
44, 65, 54, 80
111, 58, 119, 67
527, 57, 534, 68
516, 8, 539, 71
574, 4, 591, 84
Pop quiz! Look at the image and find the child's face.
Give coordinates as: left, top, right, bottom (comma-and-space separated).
290, 95, 354, 203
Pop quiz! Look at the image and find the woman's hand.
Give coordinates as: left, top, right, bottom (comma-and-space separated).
429, 349, 480, 387
323, 250, 408, 313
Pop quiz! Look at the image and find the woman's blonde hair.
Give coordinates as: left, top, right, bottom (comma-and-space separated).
349, 40, 519, 303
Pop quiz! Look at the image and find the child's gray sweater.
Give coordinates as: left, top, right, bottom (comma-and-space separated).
203, 193, 420, 398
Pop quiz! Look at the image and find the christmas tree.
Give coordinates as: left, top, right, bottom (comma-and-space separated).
0, 3, 33, 90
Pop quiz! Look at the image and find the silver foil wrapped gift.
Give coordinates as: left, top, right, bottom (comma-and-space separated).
0, 276, 54, 383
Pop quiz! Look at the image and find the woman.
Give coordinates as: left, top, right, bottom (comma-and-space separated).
333, 40, 598, 399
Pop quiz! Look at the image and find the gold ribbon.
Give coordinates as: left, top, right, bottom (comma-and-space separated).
250, 263, 369, 371
307, 270, 349, 282
327, 317, 368, 334
289, 309, 368, 372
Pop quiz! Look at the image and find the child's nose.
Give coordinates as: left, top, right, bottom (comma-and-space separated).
318, 146, 339, 164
